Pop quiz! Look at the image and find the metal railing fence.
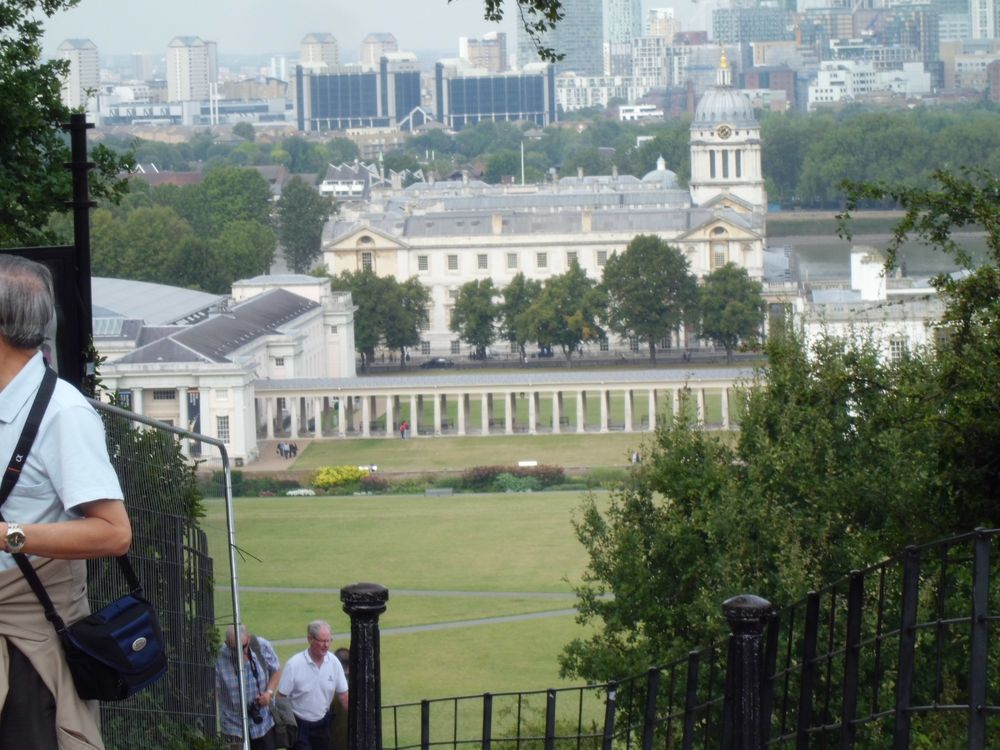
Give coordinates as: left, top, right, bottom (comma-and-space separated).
381, 529, 1000, 750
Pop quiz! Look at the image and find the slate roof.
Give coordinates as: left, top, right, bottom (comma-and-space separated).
92, 277, 223, 325
112, 288, 319, 366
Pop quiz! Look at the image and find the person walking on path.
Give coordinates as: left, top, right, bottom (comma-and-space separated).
216, 624, 282, 750
277, 620, 348, 750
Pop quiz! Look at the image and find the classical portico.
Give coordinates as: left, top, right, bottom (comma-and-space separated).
252, 367, 752, 441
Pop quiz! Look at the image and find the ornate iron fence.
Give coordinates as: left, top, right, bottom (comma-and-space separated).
379, 529, 1000, 750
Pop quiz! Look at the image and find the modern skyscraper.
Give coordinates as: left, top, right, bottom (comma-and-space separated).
300, 33, 339, 71
607, 0, 642, 43
971, 0, 998, 38
166, 36, 211, 102
516, 0, 603, 75
360, 33, 398, 69
57, 38, 99, 110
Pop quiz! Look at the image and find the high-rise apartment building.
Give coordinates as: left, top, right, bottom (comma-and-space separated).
971, 0, 998, 38
300, 33, 339, 71
459, 31, 508, 72
57, 38, 99, 110
166, 36, 212, 102
132, 52, 156, 82
607, 0, 642, 43
712, 7, 794, 44
360, 33, 398, 69
516, 0, 603, 75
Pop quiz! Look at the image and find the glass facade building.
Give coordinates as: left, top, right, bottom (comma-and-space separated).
296, 61, 421, 131
435, 64, 557, 130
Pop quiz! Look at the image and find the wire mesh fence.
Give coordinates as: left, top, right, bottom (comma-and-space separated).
89, 400, 223, 749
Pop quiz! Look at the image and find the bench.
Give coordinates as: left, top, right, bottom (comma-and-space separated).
424, 487, 454, 497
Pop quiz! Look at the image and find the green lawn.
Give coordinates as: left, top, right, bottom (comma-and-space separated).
205, 492, 610, 719
290, 432, 666, 474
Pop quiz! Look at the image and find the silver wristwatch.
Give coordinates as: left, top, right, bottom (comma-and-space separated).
5, 522, 26, 554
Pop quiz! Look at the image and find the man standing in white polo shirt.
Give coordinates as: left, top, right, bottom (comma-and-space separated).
277, 620, 348, 750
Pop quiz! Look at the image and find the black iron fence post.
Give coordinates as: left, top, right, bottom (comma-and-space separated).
893, 548, 920, 750
681, 651, 701, 750
968, 531, 990, 749
796, 592, 821, 750
721, 594, 772, 750
483, 693, 493, 750
602, 682, 618, 750
642, 667, 661, 750
840, 572, 864, 750
341, 582, 389, 750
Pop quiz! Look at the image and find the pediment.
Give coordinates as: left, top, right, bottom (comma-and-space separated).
678, 214, 762, 243
327, 224, 409, 251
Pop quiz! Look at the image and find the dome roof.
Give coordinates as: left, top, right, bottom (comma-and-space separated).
692, 87, 756, 128
642, 156, 679, 187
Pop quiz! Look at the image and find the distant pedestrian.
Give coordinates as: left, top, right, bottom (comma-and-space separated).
290, 442, 298, 458
399, 420, 408, 440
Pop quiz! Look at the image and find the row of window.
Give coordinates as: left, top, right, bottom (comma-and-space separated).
414, 249, 603, 273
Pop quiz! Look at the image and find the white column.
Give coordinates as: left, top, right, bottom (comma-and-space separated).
434, 394, 443, 436
337, 398, 346, 438
178, 387, 190, 458
289, 397, 299, 438
232, 386, 246, 459
265, 398, 275, 439
385, 396, 395, 438
623, 389, 633, 432
457, 394, 467, 436
576, 391, 586, 433
361, 396, 371, 438
505, 392, 514, 435
482, 393, 491, 435
647, 389, 657, 431
551, 391, 561, 434
132, 387, 144, 416
672, 389, 681, 420
313, 397, 323, 438
410, 395, 419, 436
696, 388, 706, 426
720, 387, 730, 429
600, 390, 610, 433
528, 392, 538, 435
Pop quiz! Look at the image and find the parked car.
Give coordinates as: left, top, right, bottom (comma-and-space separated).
419, 357, 456, 369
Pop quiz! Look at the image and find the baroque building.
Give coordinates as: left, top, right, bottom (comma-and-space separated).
322, 54, 771, 358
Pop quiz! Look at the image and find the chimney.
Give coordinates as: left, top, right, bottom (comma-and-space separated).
577, 167, 584, 179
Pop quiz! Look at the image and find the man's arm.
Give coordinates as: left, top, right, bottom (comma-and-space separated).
336, 691, 348, 713
0, 499, 131, 558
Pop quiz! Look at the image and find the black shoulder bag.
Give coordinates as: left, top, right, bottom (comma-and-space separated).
0, 367, 167, 701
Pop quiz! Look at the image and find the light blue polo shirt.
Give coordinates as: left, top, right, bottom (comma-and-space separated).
0, 352, 124, 571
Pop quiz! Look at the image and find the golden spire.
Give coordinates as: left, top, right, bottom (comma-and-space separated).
720, 48, 729, 70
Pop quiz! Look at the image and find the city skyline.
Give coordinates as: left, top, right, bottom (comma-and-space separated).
41, 0, 707, 60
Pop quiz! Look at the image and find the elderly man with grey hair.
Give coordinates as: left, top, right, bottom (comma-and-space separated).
0, 254, 132, 749
277, 620, 348, 750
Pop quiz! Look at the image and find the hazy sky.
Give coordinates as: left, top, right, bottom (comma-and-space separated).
41, 0, 706, 59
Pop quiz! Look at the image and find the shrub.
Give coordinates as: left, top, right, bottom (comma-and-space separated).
494, 473, 541, 493
313, 465, 369, 491
359, 474, 390, 493
460, 464, 565, 492
582, 467, 629, 489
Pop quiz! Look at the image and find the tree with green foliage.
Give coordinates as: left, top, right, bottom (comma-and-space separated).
601, 235, 697, 362
383, 277, 431, 367
0, 0, 131, 247
275, 176, 332, 273
196, 165, 273, 236
451, 279, 500, 358
232, 121, 255, 141
526, 262, 604, 364
697, 263, 765, 361
330, 270, 393, 370
562, 167, 1000, 695
499, 273, 542, 362
212, 219, 276, 282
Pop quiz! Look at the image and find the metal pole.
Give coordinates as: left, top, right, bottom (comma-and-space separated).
721, 594, 772, 750
342, 582, 390, 750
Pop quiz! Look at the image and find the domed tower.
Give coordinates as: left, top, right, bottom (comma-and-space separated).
688, 50, 766, 209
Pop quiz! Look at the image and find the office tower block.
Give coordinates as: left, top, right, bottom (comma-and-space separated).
301, 33, 339, 71
361, 33, 398, 69
167, 36, 211, 102
648, 8, 681, 40
58, 38, 99, 110
459, 31, 509, 72
516, 0, 603, 74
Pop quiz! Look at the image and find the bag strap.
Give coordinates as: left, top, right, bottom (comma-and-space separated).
0, 366, 142, 636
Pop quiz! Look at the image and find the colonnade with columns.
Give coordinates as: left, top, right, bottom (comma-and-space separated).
254, 380, 743, 440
